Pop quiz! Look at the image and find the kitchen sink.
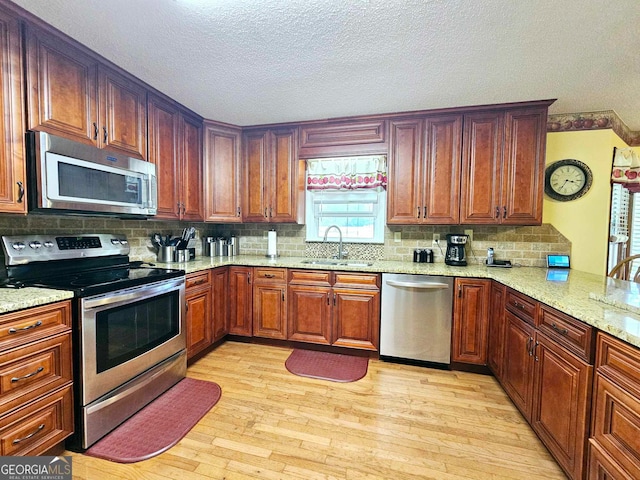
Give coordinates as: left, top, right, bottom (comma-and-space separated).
301, 259, 373, 267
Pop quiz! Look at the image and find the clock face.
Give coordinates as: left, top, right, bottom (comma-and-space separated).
544, 159, 593, 201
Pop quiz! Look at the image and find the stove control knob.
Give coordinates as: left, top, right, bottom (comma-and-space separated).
43, 241, 54, 248
11, 242, 25, 251
110, 239, 121, 245
29, 241, 42, 249
119, 239, 128, 245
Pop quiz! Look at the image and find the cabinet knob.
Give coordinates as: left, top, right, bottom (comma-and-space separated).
503, 206, 507, 219
495, 206, 500, 219
423, 206, 427, 218
93, 122, 98, 140
237, 207, 241, 217
417, 206, 421, 219
16, 181, 24, 203
103, 126, 108, 143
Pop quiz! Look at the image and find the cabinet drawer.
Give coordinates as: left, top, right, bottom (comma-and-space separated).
0, 333, 72, 413
0, 301, 71, 351
539, 304, 594, 362
588, 439, 635, 480
596, 333, 640, 398
591, 373, 640, 478
333, 273, 380, 290
253, 268, 287, 284
186, 271, 211, 289
0, 385, 73, 456
505, 289, 537, 325
289, 269, 332, 286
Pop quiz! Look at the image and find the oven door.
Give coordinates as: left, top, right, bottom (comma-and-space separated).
78, 277, 185, 406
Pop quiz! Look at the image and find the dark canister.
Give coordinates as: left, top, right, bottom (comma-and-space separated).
419, 249, 428, 263
425, 249, 434, 263
413, 249, 421, 263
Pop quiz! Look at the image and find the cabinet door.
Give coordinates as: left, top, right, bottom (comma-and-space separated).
25, 25, 97, 145
460, 112, 503, 224
531, 333, 592, 480
501, 108, 546, 225
452, 278, 490, 364
98, 66, 147, 159
185, 286, 212, 359
0, 11, 26, 214
332, 288, 380, 351
228, 267, 253, 336
242, 130, 269, 222
203, 123, 242, 222
148, 94, 180, 219
288, 285, 332, 345
253, 284, 287, 339
211, 267, 229, 342
487, 282, 506, 380
502, 310, 535, 421
180, 112, 204, 221
387, 119, 422, 224
422, 115, 461, 224
270, 128, 301, 223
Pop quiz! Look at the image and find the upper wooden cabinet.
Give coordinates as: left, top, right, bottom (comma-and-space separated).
387, 115, 462, 224
242, 128, 304, 223
298, 119, 388, 158
203, 122, 242, 222
460, 106, 548, 224
148, 93, 203, 220
25, 25, 147, 159
0, 10, 26, 214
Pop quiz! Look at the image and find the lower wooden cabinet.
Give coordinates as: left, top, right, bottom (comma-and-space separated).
211, 267, 229, 341
0, 300, 73, 455
185, 271, 212, 359
588, 439, 635, 480
487, 281, 506, 380
332, 287, 379, 350
452, 278, 491, 364
253, 268, 287, 340
288, 284, 332, 344
228, 266, 253, 336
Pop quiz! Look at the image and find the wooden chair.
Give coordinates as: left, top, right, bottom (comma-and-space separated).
608, 254, 640, 282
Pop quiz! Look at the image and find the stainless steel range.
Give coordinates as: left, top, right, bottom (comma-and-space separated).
0, 234, 186, 450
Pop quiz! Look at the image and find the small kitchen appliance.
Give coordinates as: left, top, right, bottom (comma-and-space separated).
444, 234, 468, 266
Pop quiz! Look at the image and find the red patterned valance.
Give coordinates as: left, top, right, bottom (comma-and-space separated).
306, 156, 387, 191
612, 147, 640, 192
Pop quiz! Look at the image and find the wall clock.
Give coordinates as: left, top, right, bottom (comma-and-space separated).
544, 159, 593, 201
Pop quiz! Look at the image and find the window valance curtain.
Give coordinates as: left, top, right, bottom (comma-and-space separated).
306, 156, 387, 191
612, 147, 640, 192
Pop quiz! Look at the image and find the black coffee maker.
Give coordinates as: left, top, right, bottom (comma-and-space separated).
445, 234, 468, 266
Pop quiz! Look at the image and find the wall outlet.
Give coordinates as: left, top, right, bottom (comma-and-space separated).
393, 232, 401, 242
432, 233, 440, 246
464, 229, 473, 242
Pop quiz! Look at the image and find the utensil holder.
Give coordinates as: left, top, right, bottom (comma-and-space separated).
158, 246, 176, 263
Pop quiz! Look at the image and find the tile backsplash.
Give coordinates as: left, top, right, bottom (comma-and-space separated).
0, 215, 570, 267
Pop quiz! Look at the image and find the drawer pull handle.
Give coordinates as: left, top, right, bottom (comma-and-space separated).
11, 366, 44, 383
12, 424, 45, 445
8, 321, 42, 334
513, 301, 525, 310
191, 279, 207, 286
551, 323, 568, 335
264, 274, 275, 278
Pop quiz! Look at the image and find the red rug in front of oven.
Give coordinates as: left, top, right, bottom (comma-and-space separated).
85, 377, 221, 463
285, 349, 369, 382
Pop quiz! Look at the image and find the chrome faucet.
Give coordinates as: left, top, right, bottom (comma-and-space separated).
323, 225, 345, 259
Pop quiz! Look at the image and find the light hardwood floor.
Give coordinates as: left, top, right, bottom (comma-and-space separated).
66, 342, 567, 479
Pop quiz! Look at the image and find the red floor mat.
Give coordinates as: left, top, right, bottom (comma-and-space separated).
85, 377, 221, 463
285, 349, 368, 383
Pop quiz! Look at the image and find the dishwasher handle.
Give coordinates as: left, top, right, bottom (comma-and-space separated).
385, 280, 450, 290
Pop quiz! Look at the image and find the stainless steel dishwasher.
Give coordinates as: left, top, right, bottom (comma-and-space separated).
380, 273, 453, 366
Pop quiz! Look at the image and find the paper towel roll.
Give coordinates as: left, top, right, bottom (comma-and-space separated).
266, 230, 278, 257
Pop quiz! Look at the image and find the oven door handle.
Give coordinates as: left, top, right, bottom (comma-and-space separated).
82, 279, 184, 310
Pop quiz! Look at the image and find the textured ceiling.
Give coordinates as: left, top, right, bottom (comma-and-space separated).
11, 0, 640, 129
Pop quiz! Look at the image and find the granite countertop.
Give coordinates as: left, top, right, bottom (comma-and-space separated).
3, 254, 640, 350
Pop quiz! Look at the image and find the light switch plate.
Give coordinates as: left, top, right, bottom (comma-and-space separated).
393, 232, 401, 242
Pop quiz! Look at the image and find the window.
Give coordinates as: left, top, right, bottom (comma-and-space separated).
305, 156, 387, 244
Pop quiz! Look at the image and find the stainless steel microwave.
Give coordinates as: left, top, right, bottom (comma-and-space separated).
27, 131, 157, 217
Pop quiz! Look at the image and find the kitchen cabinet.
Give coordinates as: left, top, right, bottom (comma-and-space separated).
0, 10, 26, 214
387, 115, 461, 224
25, 25, 147, 159
460, 105, 548, 225
211, 267, 229, 342
185, 271, 212, 359
590, 332, 640, 480
228, 266, 253, 336
148, 93, 203, 220
452, 278, 491, 364
298, 119, 388, 158
253, 268, 288, 339
203, 122, 242, 222
0, 300, 73, 455
242, 128, 304, 223
288, 270, 380, 351
499, 289, 594, 480
487, 281, 506, 380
